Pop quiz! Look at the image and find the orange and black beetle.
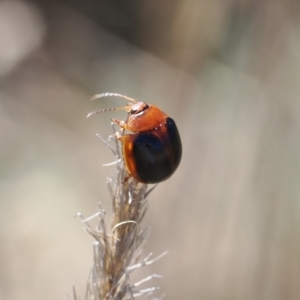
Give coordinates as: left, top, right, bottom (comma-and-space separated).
87, 93, 182, 184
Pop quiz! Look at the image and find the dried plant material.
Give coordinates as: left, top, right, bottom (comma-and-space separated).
74, 124, 165, 300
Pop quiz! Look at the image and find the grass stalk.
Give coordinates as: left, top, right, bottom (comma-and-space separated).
74, 124, 165, 300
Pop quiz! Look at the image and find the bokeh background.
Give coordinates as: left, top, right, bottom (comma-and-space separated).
1, 0, 300, 299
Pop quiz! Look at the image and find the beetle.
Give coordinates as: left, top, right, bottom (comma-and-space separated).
87, 93, 182, 184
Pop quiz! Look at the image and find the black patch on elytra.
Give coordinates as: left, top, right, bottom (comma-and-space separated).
132, 117, 182, 183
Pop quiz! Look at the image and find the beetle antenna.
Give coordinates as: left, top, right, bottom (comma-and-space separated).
87, 105, 130, 118
91, 93, 138, 103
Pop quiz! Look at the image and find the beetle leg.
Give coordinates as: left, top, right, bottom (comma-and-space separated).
112, 118, 126, 129
112, 118, 127, 136
114, 131, 122, 140
123, 174, 132, 184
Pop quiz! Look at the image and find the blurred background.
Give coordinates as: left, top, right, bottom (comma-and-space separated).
1, 0, 300, 299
